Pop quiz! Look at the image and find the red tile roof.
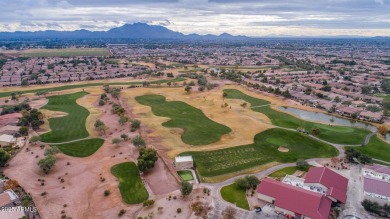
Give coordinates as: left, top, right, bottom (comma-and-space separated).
364, 177, 390, 197
366, 164, 390, 175
304, 167, 348, 203
256, 178, 332, 219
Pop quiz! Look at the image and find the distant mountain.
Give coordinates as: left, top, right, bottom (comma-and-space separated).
0, 23, 247, 40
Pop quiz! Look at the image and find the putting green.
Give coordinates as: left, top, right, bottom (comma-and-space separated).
177, 170, 194, 181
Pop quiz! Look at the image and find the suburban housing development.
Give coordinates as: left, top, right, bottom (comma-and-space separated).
0, 2, 390, 218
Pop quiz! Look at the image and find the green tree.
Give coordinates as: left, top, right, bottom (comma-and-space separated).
19, 126, 29, 136
38, 155, 56, 174
310, 128, 320, 136
130, 119, 141, 131
21, 78, 29, 86
235, 178, 249, 189
120, 134, 129, 141
131, 135, 146, 147
29, 135, 41, 144
137, 148, 158, 172
111, 88, 121, 99
94, 120, 105, 128
381, 78, 390, 94
180, 181, 193, 196
296, 159, 309, 170
245, 175, 259, 188
0, 148, 11, 167
118, 116, 128, 125
185, 85, 192, 94
44, 146, 60, 156
112, 138, 122, 146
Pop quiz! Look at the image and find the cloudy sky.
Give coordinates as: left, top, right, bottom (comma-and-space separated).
0, 0, 389, 36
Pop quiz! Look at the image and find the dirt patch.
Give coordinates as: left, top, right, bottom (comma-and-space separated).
278, 146, 289, 152
136, 188, 212, 219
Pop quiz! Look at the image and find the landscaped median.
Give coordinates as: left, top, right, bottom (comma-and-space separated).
135, 94, 231, 145
111, 162, 149, 204
180, 128, 338, 182
220, 183, 249, 210
223, 89, 371, 145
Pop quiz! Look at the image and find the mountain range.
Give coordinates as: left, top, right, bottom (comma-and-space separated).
0, 23, 248, 40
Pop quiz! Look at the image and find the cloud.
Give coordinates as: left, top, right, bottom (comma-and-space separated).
0, 0, 389, 36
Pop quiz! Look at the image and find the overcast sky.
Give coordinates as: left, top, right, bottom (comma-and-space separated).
0, 0, 389, 36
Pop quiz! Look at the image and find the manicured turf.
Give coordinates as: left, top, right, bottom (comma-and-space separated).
40, 92, 90, 143
54, 138, 105, 157
135, 95, 231, 145
20, 48, 110, 57
220, 183, 250, 210
223, 89, 371, 145
0, 78, 185, 98
346, 136, 390, 163
111, 162, 149, 204
181, 128, 337, 178
269, 166, 311, 178
177, 170, 194, 181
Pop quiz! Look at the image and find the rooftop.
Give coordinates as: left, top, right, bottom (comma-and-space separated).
257, 178, 332, 219
175, 156, 193, 163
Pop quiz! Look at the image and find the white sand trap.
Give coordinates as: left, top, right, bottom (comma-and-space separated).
278, 146, 289, 152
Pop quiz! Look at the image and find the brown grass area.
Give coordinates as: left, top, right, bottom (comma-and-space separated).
122, 86, 273, 158
76, 87, 103, 138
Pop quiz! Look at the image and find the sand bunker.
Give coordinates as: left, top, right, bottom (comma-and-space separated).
278, 146, 289, 152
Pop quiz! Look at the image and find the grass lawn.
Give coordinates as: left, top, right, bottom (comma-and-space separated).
40, 92, 90, 143
223, 89, 371, 145
54, 138, 105, 157
19, 48, 111, 57
135, 94, 231, 145
111, 162, 149, 204
220, 183, 250, 210
181, 128, 337, 178
346, 136, 390, 163
177, 170, 194, 181
0, 78, 184, 98
269, 166, 311, 178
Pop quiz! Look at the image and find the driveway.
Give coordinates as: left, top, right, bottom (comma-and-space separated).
344, 165, 372, 218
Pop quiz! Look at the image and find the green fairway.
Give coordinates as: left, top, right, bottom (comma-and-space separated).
269, 166, 311, 178
0, 78, 184, 98
177, 170, 194, 181
223, 89, 371, 145
54, 138, 105, 157
346, 136, 390, 163
220, 183, 250, 210
135, 95, 231, 145
181, 128, 337, 178
111, 162, 149, 204
19, 48, 110, 57
40, 92, 90, 143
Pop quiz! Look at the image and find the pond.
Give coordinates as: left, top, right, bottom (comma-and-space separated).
277, 106, 390, 142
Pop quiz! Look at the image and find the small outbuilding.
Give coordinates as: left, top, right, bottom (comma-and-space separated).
174, 156, 193, 170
